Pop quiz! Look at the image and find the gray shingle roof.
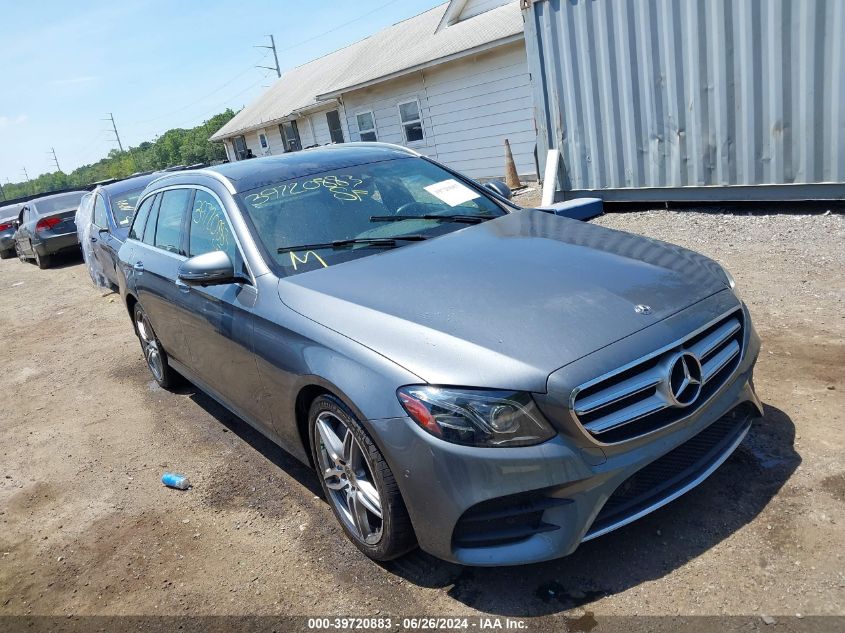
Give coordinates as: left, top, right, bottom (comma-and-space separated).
209, 1, 523, 141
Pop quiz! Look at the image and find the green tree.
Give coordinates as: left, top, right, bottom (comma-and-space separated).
1, 109, 237, 203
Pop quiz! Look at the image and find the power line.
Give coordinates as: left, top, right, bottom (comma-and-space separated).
102, 112, 124, 152
254, 34, 281, 77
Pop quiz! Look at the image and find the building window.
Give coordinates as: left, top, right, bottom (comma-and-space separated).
356, 111, 377, 142
258, 132, 268, 149
280, 120, 302, 152
326, 110, 344, 144
398, 100, 424, 143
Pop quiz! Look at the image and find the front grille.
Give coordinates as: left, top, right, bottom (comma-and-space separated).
587, 402, 755, 537
452, 491, 571, 549
572, 308, 744, 443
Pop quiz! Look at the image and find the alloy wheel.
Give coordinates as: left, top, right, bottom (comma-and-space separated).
315, 411, 383, 545
135, 311, 164, 382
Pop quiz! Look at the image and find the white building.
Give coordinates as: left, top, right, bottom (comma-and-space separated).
209, 0, 537, 182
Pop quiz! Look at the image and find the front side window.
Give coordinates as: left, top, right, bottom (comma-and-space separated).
356, 112, 377, 142
93, 195, 108, 228
237, 156, 505, 277
129, 195, 156, 241
153, 189, 191, 254
398, 100, 424, 143
189, 190, 237, 261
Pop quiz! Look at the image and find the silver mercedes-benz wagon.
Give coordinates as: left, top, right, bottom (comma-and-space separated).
118, 143, 761, 566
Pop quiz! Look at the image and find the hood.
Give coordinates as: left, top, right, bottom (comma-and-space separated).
278, 210, 729, 392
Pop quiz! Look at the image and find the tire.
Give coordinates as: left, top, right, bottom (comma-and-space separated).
34, 250, 51, 269
0, 249, 12, 260
133, 303, 178, 390
309, 394, 416, 561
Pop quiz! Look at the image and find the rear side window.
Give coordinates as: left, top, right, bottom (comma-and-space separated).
154, 189, 191, 255
129, 195, 156, 241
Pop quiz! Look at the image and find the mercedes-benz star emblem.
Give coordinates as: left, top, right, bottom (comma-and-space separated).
634, 304, 652, 315
667, 352, 703, 407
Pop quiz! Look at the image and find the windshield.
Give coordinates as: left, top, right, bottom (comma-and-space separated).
33, 192, 85, 215
237, 157, 506, 276
109, 187, 144, 227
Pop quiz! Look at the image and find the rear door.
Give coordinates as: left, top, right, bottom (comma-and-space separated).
130, 188, 193, 365
177, 188, 271, 430
90, 194, 116, 282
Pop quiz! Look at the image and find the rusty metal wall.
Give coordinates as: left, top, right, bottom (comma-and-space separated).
522, 0, 845, 201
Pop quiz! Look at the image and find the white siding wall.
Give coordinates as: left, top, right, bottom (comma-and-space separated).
341, 73, 437, 156
341, 41, 536, 180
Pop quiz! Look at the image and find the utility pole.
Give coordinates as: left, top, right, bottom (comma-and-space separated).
21, 167, 30, 182
48, 147, 61, 172
254, 35, 281, 78
103, 112, 124, 152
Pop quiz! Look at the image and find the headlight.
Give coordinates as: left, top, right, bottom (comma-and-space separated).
397, 386, 556, 447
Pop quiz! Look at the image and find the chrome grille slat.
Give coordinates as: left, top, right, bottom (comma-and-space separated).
583, 394, 669, 434
701, 340, 740, 383
572, 308, 745, 443
688, 318, 741, 359
575, 365, 664, 415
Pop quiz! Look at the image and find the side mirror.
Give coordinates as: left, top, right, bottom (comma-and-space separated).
178, 251, 236, 286
484, 180, 513, 200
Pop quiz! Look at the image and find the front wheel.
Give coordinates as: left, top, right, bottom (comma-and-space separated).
0, 249, 12, 260
133, 303, 177, 389
309, 394, 416, 561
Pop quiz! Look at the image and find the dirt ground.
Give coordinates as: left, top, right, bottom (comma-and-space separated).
0, 209, 843, 622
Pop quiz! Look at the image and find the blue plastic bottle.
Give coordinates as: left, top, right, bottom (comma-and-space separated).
161, 472, 191, 490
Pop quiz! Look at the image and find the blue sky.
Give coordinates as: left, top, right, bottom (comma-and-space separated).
0, 0, 444, 184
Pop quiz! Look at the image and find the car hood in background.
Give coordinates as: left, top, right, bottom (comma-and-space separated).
278, 210, 729, 392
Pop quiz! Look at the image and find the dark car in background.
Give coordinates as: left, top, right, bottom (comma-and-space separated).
0, 203, 24, 259
77, 174, 162, 287
116, 144, 760, 566
14, 191, 86, 269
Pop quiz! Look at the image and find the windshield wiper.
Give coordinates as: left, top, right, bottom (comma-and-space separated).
277, 235, 428, 254
369, 214, 493, 224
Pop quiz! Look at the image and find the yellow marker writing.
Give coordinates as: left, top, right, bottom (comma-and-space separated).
290, 250, 328, 270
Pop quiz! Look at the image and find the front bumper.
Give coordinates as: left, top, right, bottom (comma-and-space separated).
367, 295, 762, 566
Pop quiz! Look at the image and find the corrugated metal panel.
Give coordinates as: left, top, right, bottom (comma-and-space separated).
523, 0, 845, 200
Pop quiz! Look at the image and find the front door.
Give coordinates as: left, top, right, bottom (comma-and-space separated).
177, 188, 271, 432
326, 110, 344, 144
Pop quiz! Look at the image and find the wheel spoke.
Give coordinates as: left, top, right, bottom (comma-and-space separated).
348, 488, 370, 538
342, 428, 355, 464
355, 480, 382, 519
316, 417, 344, 463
